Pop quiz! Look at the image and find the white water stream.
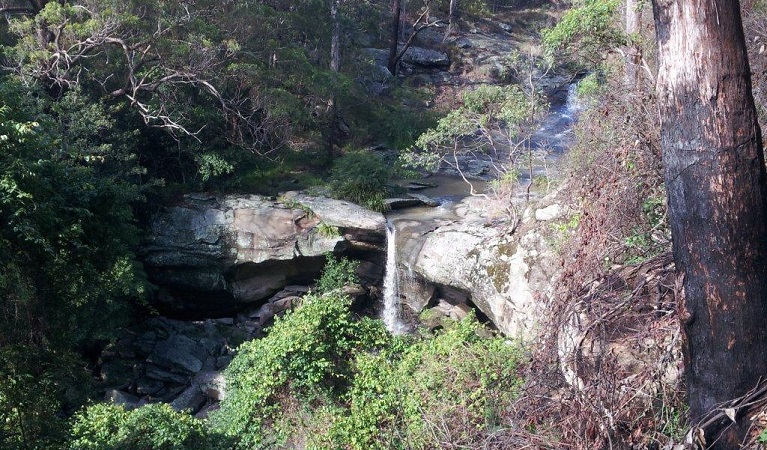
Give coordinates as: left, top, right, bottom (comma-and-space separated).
382, 221, 406, 334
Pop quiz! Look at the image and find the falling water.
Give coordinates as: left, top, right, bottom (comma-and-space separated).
383, 221, 405, 334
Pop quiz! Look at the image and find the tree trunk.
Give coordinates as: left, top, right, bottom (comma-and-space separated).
387, 0, 402, 75
330, 0, 341, 73
327, 0, 342, 160
651, 0, 767, 446
624, 0, 640, 87
448, 0, 459, 35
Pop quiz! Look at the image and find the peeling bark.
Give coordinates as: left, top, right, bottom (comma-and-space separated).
651, 0, 767, 446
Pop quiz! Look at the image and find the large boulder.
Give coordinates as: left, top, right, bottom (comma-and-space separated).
143, 193, 386, 316
397, 194, 564, 339
402, 46, 450, 68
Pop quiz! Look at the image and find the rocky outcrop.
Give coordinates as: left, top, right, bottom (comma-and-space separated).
99, 284, 315, 415
99, 315, 242, 414
143, 193, 385, 316
402, 46, 450, 68
395, 192, 566, 339
363, 46, 450, 70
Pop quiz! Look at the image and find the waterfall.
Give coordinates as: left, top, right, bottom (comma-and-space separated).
563, 82, 584, 119
383, 221, 405, 334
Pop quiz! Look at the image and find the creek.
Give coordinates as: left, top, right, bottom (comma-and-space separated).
379, 80, 582, 333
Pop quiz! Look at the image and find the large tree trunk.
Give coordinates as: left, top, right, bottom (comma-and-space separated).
387, 0, 402, 75
651, 0, 767, 446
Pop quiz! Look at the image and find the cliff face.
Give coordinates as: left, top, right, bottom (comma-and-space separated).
393, 191, 567, 339
142, 192, 386, 317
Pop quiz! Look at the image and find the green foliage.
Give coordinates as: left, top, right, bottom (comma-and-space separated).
0, 77, 146, 449
0, 348, 85, 450
542, 0, 625, 66
316, 222, 341, 238
658, 402, 688, 444
212, 293, 524, 450
405, 84, 547, 173
624, 191, 666, 264
759, 428, 767, 444
196, 153, 235, 182
0, 80, 145, 349
576, 72, 604, 100
329, 151, 390, 211
211, 293, 390, 449
316, 253, 360, 294
69, 403, 230, 450
319, 315, 524, 449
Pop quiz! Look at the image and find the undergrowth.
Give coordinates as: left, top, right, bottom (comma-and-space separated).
513, 64, 687, 449
210, 292, 526, 449
328, 150, 391, 212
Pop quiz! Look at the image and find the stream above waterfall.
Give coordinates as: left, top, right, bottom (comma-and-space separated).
379, 80, 582, 332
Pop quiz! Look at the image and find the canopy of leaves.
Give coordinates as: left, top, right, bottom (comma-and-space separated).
211, 293, 390, 449
541, 0, 625, 66
69, 403, 232, 450
0, 77, 146, 449
404, 84, 547, 171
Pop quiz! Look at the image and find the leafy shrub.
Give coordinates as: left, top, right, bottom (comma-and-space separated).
319, 314, 525, 449
69, 403, 229, 450
211, 294, 390, 449
0, 347, 80, 450
329, 151, 390, 212
316, 222, 340, 238
542, 0, 625, 67
315, 253, 360, 294
576, 72, 604, 100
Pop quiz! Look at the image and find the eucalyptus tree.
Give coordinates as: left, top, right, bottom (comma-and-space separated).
1, 0, 288, 153
651, 0, 767, 447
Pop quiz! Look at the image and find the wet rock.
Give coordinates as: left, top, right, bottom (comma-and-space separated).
385, 198, 423, 209
409, 193, 440, 207
400, 191, 565, 339
400, 276, 437, 312
405, 182, 435, 191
